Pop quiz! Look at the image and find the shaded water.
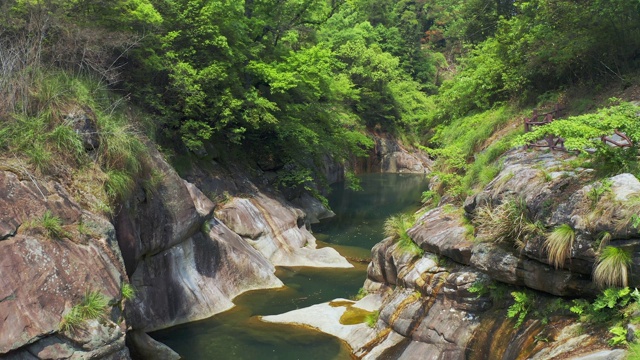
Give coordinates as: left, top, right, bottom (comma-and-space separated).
151, 173, 427, 359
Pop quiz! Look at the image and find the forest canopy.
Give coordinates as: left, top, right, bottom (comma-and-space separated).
1, 0, 639, 185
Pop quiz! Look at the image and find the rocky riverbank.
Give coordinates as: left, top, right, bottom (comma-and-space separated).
264, 148, 639, 359
0, 125, 429, 359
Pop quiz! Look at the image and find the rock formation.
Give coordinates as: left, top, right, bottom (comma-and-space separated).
0, 142, 354, 358
264, 149, 637, 359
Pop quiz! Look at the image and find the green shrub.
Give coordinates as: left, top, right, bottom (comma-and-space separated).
593, 246, 633, 288
514, 102, 640, 174
345, 171, 363, 191
420, 190, 440, 207
544, 224, 575, 269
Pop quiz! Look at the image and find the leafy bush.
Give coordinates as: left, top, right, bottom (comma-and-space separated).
593, 247, 633, 288
544, 224, 575, 269
514, 102, 640, 175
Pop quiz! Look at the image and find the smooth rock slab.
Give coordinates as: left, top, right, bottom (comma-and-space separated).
409, 207, 473, 265
128, 219, 283, 331
261, 295, 383, 352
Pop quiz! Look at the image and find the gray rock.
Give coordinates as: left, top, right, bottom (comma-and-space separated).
609, 173, 640, 201
408, 207, 473, 265
216, 194, 351, 268
127, 220, 283, 331
126, 330, 180, 360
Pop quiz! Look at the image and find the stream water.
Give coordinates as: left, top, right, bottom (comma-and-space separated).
151, 173, 428, 359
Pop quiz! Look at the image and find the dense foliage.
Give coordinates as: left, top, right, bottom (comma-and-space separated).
1, 0, 639, 187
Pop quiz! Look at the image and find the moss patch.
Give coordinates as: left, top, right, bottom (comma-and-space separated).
329, 300, 354, 308
339, 306, 377, 325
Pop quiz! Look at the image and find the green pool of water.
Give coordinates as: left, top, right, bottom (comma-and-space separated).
150, 173, 427, 359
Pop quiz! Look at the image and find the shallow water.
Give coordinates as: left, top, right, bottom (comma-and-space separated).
150, 173, 427, 359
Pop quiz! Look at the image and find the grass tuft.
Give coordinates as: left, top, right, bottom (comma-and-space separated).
544, 224, 575, 269
593, 246, 632, 288
105, 169, 136, 201
384, 213, 423, 256
59, 290, 108, 332
121, 283, 136, 301
77, 290, 108, 319
474, 197, 542, 249
59, 306, 83, 332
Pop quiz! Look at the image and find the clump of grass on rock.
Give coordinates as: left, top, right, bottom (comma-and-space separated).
474, 197, 542, 249
593, 246, 632, 288
384, 213, 423, 256
544, 224, 575, 269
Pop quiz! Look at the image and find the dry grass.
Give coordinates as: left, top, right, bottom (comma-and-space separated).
593, 246, 632, 288
544, 224, 575, 269
474, 197, 543, 249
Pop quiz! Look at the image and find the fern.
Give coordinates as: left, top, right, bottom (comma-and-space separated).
507, 291, 533, 328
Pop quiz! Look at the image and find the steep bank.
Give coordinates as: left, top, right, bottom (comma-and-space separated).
264, 148, 639, 359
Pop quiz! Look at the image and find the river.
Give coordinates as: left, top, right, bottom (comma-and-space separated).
150, 173, 428, 359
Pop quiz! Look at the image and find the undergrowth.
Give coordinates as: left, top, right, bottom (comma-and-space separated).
570, 287, 640, 347
426, 106, 522, 201
0, 69, 151, 210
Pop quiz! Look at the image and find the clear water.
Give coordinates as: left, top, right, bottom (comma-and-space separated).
150, 173, 427, 360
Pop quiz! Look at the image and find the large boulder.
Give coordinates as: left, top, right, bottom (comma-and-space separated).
216, 194, 352, 268
408, 208, 474, 265
127, 219, 283, 331
0, 168, 129, 358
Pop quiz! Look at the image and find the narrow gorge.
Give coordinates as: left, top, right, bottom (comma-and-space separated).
3, 0, 640, 358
